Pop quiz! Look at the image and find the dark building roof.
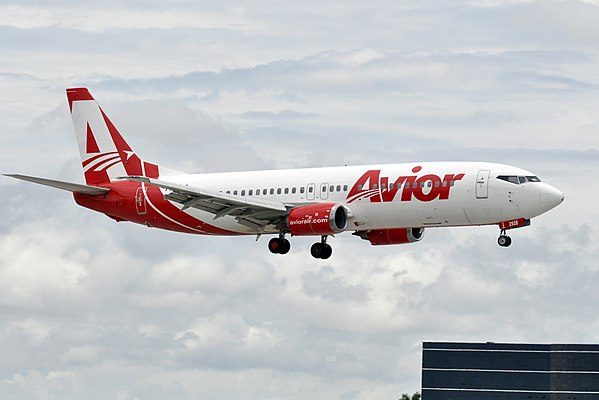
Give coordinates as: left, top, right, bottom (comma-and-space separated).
422, 342, 599, 400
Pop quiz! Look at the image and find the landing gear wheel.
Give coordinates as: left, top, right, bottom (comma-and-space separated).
498, 235, 512, 247
310, 242, 332, 259
268, 238, 281, 254
269, 237, 291, 254
279, 238, 291, 254
321, 244, 332, 259
310, 242, 324, 258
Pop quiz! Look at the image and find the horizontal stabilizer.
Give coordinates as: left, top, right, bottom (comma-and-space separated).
4, 174, 110, 196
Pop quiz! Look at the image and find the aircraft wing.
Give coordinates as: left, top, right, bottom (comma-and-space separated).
4, 174, 110, 195
123, 176, 290, 229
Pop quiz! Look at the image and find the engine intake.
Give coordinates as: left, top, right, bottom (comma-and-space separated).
356, 227, 424, 246
287, 203, 348, 236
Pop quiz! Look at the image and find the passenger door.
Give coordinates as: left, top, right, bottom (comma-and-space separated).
476, 170, 490, 199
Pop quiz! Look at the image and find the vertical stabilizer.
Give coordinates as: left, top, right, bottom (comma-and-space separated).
67, 88, 159, 184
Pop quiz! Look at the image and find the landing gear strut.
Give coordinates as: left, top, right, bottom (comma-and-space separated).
497, 229, 512, 247
311, 236, 332, 259
268, 234, 290, 255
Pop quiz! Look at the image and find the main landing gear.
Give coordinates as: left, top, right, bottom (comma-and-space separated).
310, 236, 332, 259
268, 235, 290, 255
268, 234, 333, 259
497, 229, 512, 247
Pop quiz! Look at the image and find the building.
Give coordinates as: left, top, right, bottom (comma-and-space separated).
422, 342, 599, 400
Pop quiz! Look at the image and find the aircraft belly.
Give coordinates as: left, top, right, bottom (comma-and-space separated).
435, 205, 470, 226
463, 200, 503, 225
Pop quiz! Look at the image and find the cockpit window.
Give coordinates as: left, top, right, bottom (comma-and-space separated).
497, 175, 519, 184
497, 175, 542, 185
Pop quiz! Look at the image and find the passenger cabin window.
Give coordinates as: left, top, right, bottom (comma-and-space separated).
270, 188, 274, 195
277, 188, 282, 194
322, 186, 327, 192
241, 190, 246, 196
336, 185, 341, 192
330, 185, 334, 192
300, 187, 305, 194
343, 185, 348, 191
308, 186, 313, 193
292, 187, 297, 194
233, 190, 238, 195
284, 188, 289, 194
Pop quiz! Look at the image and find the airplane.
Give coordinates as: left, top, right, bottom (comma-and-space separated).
4, 88, 564, 259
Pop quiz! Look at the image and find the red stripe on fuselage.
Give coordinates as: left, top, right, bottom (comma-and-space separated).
144, 185, 242, 235
73, 180, 241, 236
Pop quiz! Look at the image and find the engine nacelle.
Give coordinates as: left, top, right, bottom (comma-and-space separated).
356, 227, 424, 246
287, 203, 349, 236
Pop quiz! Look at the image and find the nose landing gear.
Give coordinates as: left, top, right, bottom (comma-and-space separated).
497, 228, 512, 247
498, 231, 512, 247
497, 218, 530, 247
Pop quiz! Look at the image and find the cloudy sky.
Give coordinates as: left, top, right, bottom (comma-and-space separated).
1, 0, 599, 399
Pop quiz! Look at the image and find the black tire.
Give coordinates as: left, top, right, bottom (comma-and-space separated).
321, 244, 332, 259
268, 238, 281, 254
310, 242, 324, 258
498, 236, 508, 247
505, 236, 512, 247
279, 239, 291, 254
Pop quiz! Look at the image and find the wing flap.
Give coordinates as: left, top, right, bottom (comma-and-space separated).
122, 176, 289, 226
4, 174, 110, 196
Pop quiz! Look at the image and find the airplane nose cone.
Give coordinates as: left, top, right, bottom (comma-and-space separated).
539, 185, 564, 211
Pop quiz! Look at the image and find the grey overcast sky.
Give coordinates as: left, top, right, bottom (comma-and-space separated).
1, 1, 598, 399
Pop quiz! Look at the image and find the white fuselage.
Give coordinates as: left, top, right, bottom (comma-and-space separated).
158, 161, 564, 235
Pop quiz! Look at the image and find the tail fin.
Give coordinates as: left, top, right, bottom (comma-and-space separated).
67, 88, 159, 185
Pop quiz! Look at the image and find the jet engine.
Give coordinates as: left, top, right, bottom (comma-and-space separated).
287, 203, 349, 236
355, 227, 424, 245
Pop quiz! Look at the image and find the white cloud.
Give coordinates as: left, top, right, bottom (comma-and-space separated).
8, 319, 54, 344
61, 345, 100, 364
46, 370, 75, 380
1, 0, 598, 399
0, 5, 255, 32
